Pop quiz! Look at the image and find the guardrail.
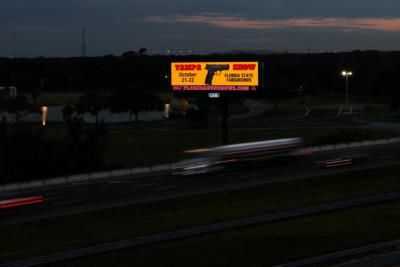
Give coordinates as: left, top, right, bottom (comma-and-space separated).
310, 137, 400, 152
1, 138, 400, 193
0, 164, 174, 193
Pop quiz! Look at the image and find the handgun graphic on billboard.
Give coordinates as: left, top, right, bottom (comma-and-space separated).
171, 62, 259, 92
204, 64, 230, 85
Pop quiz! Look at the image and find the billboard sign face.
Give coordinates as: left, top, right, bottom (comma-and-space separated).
171, 62, 259, 92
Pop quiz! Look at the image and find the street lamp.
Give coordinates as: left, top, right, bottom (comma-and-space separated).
341, 70, 353, 106
41, 106, 48, 126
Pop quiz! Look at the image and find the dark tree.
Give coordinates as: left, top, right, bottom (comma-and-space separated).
265, 85, 292, 112
5, 95, 34, 122
0, 93, 7, 121
390, 91, 400, 111
138, 48, 147, 56
110, 89, 163, 122
62, 117, 109, 173
62, 104, 75, 124
30, 78, 44, 104
77, 91, 109, 124
121, 51, 138, 57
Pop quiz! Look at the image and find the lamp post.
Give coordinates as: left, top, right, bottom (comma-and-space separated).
41, 106, 48, 126
341, 70, 353, 106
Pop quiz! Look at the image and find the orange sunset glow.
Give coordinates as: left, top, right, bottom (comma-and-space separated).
146, 14, 400, 32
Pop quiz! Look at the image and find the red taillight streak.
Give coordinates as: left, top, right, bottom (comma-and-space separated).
0, 196, 44, 209
0, 199, 44, 209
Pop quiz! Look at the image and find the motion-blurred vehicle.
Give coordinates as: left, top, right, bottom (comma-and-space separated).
173, 138, 310, 175
316, 153, 371, 168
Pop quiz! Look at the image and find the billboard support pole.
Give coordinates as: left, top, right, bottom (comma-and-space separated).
221, 95, 229, 145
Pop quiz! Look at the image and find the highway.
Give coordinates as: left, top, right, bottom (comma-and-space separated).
1, 141, 400, 225
3, 192, 400, 267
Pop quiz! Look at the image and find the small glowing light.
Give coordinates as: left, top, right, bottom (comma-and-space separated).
342, 70, 353, 77
164, 103, 170, 119
41, 106, 48, 126
208, 93, 220, 98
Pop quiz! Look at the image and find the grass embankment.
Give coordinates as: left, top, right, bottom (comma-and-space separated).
34, 92, 399, 168
1, 164, 400, 262
258, 94, 396, 124
47, 201, 400, 267
106, 127, 397, 168
280, 94, 388, 107
36, 92, 82, 106
39, 112, 398, 169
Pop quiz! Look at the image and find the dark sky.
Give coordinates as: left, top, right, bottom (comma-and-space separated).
1, 0, 400, 57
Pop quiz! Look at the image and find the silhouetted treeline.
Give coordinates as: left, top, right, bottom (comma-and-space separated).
1, 51, 400, 98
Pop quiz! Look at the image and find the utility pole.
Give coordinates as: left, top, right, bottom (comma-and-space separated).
221, 95, 229, 145
341, 70, 353, 106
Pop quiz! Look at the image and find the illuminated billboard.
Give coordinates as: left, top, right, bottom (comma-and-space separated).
171, 62, 259, 92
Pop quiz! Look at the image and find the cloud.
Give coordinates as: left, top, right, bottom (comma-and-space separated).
144, 13, 400, 32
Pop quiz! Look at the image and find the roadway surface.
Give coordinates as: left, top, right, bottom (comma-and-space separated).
1, 141, 400, 225
3, 192, 400, 267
